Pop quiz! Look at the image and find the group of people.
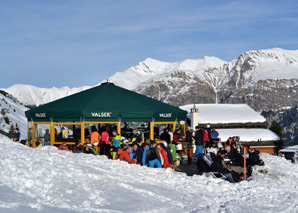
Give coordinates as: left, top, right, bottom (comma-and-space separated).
196, 138, 263, 183
56, 128, 177, 169
193, 126, 220, 159
38, 125, 265, 184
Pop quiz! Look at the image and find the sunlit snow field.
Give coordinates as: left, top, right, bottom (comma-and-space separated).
1, 135, 298, 213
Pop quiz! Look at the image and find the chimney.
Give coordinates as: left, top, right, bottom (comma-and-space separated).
190, 104, 199, 131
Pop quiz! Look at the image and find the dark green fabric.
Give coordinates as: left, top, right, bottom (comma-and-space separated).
25, 83, 187, 122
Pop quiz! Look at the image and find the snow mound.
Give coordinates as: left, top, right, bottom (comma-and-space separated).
1, 135, 298, 212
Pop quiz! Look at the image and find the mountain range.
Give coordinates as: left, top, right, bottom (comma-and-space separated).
1, 48, 297, 143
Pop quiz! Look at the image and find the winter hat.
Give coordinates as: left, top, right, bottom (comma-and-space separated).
123, 139, 129, 144
163, 142, 168, 147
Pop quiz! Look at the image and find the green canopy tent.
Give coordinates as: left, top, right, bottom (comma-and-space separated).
25, 82, 187, 147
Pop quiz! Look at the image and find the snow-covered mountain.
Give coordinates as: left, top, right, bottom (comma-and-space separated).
2, 84, 91, 107
1, 47, 298, 143
107, 56, 227, 90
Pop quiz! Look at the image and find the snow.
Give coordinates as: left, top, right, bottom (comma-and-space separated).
0, 93, 28, 140
216, 128, 280, 142
180, 104, 267, 124
1, 134, 298, 212
2, 84, 91, 106
280, 145, 298, 152
107, 56, 227, 90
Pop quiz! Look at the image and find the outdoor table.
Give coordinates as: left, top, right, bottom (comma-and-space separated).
180, 147, 193, 164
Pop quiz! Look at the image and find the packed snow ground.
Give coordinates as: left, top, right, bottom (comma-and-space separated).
1, 135, 298, 213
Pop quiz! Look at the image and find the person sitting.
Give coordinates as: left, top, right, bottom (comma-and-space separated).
209, 127, 219, 147
142, 141, 162, 168
248, 148, 263, 166
130, 144, 140, 162
225, 146, 243, 167
160, 128, 171, 144
211, 150, 236, 183
111, 130, 121, 160
157, 143, 169, 168
58, 143, 71, 151
226, 137, 233, 147
44, 139, 50, 146
173, 129, 185, 144
119, 146, 137, 164
116, 144, 128, 159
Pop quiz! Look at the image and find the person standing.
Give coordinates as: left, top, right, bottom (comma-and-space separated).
13, 128, 20, 142
203, 128, 211, 149
100, 128, 110, 157
209, 127, 219, 147
160, 128, 171, 144
194, 126, 204, 158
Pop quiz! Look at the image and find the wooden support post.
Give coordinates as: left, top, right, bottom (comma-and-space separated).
81, 122, 85, 145
50, 122, 55, 146
150, 122, 154, 140
32, 122, 36, 148
27, 121, 30, 147
117, 121, 121, 134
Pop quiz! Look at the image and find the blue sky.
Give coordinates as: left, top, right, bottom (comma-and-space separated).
1, 0, 298, 88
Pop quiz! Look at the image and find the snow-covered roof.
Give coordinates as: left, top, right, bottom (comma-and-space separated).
180, 104, 266, 124
279, 145, 298, 152
217, 128, 280, 142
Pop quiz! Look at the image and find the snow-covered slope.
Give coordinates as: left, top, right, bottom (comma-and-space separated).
1, 135, 298, 212
0, 93, 28, 140
2, 84, 91, 106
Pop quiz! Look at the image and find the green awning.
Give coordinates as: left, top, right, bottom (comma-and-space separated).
25, 82, 187, 123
